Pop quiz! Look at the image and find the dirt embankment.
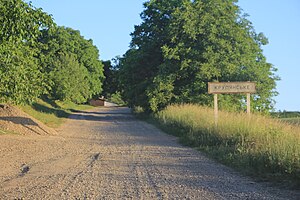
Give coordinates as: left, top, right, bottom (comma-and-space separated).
0, 104, 56, 135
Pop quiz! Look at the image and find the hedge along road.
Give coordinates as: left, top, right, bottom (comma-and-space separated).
0, 107, 298, 199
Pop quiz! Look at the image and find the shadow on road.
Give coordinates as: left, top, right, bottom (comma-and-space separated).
68, 107, 134, 122
0, 117, 49, 135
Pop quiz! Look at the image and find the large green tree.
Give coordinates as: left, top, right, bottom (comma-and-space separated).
120, 0, 278, 112
0, 0, 53, 104
38, 26, 104, 103
119, 0, 181, 110
50, 53, 90, 103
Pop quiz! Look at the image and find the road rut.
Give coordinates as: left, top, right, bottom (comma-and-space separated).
0, 107, 298, 199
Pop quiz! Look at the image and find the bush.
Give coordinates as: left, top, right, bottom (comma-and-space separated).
107, 92, 126, 106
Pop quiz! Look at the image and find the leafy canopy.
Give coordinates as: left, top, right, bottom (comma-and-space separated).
0, 0, 53, 104
119, 0, 279, 113
0, 1, 104, 105
38, 26, 105, 103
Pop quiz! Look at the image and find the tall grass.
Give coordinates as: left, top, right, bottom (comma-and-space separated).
155, 104, 300, 186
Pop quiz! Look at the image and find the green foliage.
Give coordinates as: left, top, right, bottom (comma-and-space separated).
107, 92, 126, 106
50, 53, 90, 103
0, 43, 46, 104
119, 0, 279, 113
38, 26, 104, 103
155, 104, 300, 186
102, 60, 120, 98
0, 0, 53, 44
118, 49, 157, 110
0, 1, 104, 106
0, 0, 53, 105
78, 38, 104, 98
147, 74, 175, 112
118, 0, 178, 110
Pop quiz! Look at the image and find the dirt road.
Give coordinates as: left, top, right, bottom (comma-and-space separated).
0, 107, 298, 199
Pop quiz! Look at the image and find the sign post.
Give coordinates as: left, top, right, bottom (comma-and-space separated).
214, 94, 218, 127
208, 82, 256, 126
247, 93, 251, 115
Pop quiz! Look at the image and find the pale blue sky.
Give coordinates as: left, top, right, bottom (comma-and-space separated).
30, 0, 300, 111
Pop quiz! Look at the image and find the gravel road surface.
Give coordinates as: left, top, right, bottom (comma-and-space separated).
0, 107, 299, 199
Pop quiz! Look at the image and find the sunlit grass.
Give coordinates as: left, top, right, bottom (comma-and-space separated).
19, 98, 94, 128
155, 104, 300, 186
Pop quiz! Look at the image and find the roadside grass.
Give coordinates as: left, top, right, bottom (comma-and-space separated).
154, 104, 300, 188
18, 98, 94, 128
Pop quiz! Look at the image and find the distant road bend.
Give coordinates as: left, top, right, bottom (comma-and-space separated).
0, 107, 298, 199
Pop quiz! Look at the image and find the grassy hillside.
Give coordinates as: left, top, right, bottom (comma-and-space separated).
155, 104, 300, 187
18, 98, 94, 128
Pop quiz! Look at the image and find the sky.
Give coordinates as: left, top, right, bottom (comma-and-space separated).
29, 0, 300, 111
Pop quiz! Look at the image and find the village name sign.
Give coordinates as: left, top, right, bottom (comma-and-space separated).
208, 82, 256, 125
208, 82, 256, 94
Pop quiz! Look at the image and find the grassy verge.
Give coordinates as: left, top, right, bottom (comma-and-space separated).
154, 104, 300, 188
18, 98, 94, 128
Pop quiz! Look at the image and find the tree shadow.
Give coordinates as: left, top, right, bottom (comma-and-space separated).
40, 96, 62, 109
31, 102, 69, 118
69, 109, 132, 115
0, 117, 49, 135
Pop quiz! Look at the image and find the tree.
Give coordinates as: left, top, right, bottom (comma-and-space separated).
38, 26, 105, 103
50, 53, 90, 103
0, 0, 53, 104
76, 37, 104, 98
158, 0, 278, 111
119, 49, 153, 109
0, 43, 46, 104
120, 0, 279, 112
119, 0, 182, 110
102, 60, 120, 98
